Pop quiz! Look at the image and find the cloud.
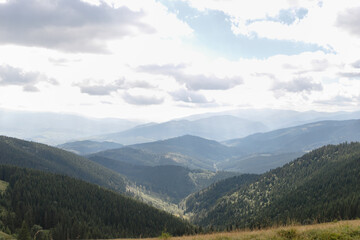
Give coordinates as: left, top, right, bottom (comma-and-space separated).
310, 59, 330, 72
315, 95, 358, 107
77, 79, 125, 95
137, 63, 186, 75
76, 78, 157, 95
170, 89, 211, 103
0, 65, 56, 91
124, 80, 156, 89
137, 64, 243, 90
351, 60, 360, 68
253, 72, 276, 80
336, 6, 360, 37
23, 85, 40, 92
122, 92, 164, 105
272, 76, 323, 93
295, 59, 330, 74
48, 57, 81, 66
0, 0, 155, 52
338, 72, 360, 79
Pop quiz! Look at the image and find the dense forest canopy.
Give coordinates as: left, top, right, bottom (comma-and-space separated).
0, 165, 196, 239
185, 142, 360, 230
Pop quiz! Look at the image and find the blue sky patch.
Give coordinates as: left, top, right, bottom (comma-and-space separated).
160, 0, 327, 60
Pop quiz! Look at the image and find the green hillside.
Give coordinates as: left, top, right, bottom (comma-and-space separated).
57, 140, 123, 155
92, 135, 232, 172
184, 142, 360, 229
89, 155, 237, 203
0, 165, 196, 239
182, 174, 259, 219
0, 135, 126, 193
129, 135, 234, 170
90, 147, 178, 167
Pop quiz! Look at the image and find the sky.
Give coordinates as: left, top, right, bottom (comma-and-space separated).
0, 0, 360, 122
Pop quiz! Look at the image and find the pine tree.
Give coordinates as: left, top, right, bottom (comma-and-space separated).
18, 221, 31, 240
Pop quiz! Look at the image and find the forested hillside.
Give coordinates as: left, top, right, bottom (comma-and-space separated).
122, 135, 234, 170
182, 174, 259, 218
57, 140, 123, 155
0, 136, 126, 193
90, 135, 231, 171
89, 155, 237, 203
185, 142, 360, 229
0, 165, 196, 239
90, 146, 181, 166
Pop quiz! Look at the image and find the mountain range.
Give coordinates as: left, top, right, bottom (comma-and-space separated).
89, 119, 360, 174
183, 142, 360, 229
94, 115, 267, 145
219, 119, 360, 172
0, 108, 140, 145
1, 115, 360, 237
3, 108, 360, 146
57, 140, 123, 155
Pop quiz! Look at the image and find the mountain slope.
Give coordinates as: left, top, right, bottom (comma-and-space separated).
225, 119, 360, 153
0, 165, 195, 239
0, 108, 140, 145
130, 135, 234, 170
182, 174, 259, 218
92, 135, 234, 171
89, 155, 238, 203
219, 119, 360, 172
185, 142, 360, 229
96, 115, 267, 145
90, 147, 179, 167
0, 135, 126, 193
57, 140, 123, 155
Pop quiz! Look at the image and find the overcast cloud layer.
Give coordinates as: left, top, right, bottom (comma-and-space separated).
0, 0, 155, 53
0, 0, 360, 121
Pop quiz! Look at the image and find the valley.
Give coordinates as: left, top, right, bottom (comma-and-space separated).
2, 0, 360, 238
0, 111, 360, 239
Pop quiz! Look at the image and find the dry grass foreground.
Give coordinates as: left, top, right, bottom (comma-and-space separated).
117, 220, 360, 240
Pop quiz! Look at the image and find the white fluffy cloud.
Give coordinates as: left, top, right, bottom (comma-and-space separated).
137, 64, 243, 90
1, 0, 360, 121
0, 65, 57, 92
0, 0, 192, 53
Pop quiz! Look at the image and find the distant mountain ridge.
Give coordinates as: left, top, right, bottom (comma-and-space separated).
225, 119, 360, 152
0, 108, 140, 145
58, 140, 123, 155
219, 119, 360, 172
181, 109, 360, 130
130, 135, 234, 170
93, 118, 360, 174
91, 135, 231, 171
95, 115, 267, 145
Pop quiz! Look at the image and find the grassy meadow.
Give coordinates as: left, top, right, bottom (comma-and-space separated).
118, 220, 360, 240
